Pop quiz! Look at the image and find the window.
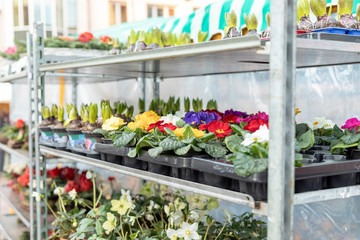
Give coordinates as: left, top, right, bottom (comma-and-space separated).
148, 5, 164, 18
157, 7, 163, 17
169, 8, 174, 16
110, 2, 127, 25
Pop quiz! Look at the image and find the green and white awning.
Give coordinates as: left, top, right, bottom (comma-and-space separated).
94, 0, 360, 43
94, 0, 271, 42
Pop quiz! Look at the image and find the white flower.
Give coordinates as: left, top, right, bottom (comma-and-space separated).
175, 111, 186, 118
32, 192, 42, 202
145, 213, 154, 221
160, 114, 182, 125
167, 228, 180, 240
174, 198, 186, 211
324, 119, 335, 129
178, 222, 200, 240
86, 170, 96, 179
32, 179, 44, 190
120, 189, 132, 202
189, 210, 200, 221
68, 189, 77, 200
241, 125, 269, 147
129, 216, 136, 226
54, 187, 64, 195
169, 209, 184, 227
186, 194, 208, 210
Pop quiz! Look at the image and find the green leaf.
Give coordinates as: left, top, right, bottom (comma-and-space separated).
96, 220, 103, 235
340, 133, 360, 145
174, 144, 191, 155
297, 130, 315, 150
176, 119, 186, 128
204, 143, 227, 158
159, 137, 185, 151
191, 144, 202, 152
333, 124, 344, 138
183, 125, 194, 140
164, 127, 178, 138
148, 147, 163, 158
181, 137, 197, 145
199, 132, 216, 143
233, 152, 268, 176
113, 132, 136, 147
231, 124, 248, 137
224, 135, 243, 153
331, 142, 358, 153
295, 123, 309, 138
128, 148, 137, 158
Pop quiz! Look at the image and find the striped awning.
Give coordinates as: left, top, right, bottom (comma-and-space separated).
94, 0, 360, 43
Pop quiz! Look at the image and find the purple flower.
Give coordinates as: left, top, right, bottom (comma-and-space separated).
199, 112, 218, 124
183, 112, 200, 126
224, 109, 249, 118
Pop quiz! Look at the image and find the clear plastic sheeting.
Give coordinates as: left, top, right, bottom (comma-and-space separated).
294, 196, 360, 240
9, 63, 360, 237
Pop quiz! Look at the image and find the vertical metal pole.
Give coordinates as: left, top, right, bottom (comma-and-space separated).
268, 0, 297, 239
141, 62, 146, 109
33, 22, 44, 240
26, 31, 35, 240
152, 61, 160, 99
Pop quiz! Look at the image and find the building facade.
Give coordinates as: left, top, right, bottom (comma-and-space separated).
0, 0, 218, 50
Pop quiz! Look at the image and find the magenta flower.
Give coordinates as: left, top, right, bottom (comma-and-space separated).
341, 118, 360, 132
5, 46, 17, 54
253, 111, 269, 122
236, 116, 252, 124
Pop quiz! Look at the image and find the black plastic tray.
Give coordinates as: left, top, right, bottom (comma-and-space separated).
69, 146, 100, 159
138, 151, 195, 179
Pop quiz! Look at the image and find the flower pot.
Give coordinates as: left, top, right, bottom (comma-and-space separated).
83, 131, 103, 151
39, 126, 54, 143
66, 129, 85, 150
323, 154, 356, 188
123, 156, 148, 170
51, 127, 68, 149
102, 138, 113, 144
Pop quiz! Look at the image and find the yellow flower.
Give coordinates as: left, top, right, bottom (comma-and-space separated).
111, 198, 133, 215
102, 116, 125, 131
173, 128, 185, 138
127, 111, 160, 130
295, 108, 301, 115
173, 128, 205, 138
103, 212, 116, 235
192, 128, 205, 138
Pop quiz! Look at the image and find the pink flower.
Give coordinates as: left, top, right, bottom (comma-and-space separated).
253, 111, 269, 122
5, 46, 17, 54
341, 118, 360, 132
236, 116, 252, 124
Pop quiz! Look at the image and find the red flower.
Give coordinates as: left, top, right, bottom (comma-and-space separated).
222, 114, 239, 124
207, 121, 232, 138
99, 35, 111, 43
64, 180, 80, 193
17, 167, 30, 187
15, 119, 25, 129
47, 168, 61, 179
77, 173, 92, 192
108, 177, 115, 181
147, 121, 176, 133
199, 123, 210, 131
60, 167, 77, 180
78, 32, 94, 43
243, 119, 269, 132
158, 123, 177, 132
147, 121, 164, 132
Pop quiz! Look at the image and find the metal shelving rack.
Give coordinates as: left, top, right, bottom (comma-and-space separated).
22, 3, 360, 240
0, 145, 30, 238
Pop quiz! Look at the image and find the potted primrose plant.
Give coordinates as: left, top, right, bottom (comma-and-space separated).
39, 105, 56, 145
64, 104, 85, 151
51, 105, 68, 149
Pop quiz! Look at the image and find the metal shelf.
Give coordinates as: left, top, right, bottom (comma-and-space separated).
38, 37, 360, 81
0, 174, 30, 228
0, 214, 28, 240
0, 143, 29, 163
0, 71, 27, 83
39, 146, 260, 210
40, 146, 360, 216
